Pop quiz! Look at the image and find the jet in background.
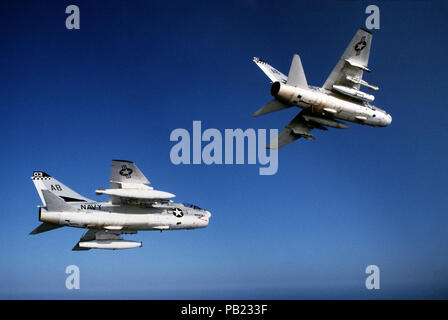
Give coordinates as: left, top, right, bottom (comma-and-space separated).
30, 160, 211, 250
253, 28, 392, 149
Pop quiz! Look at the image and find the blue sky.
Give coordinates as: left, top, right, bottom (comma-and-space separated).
1, 0, 448, 299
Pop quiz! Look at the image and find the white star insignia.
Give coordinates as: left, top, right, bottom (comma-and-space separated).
356, 42, 366, 51
173, 208, 183, 217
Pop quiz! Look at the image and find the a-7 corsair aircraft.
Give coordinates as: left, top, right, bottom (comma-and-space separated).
30, 160, 211, 250
253, 28, 392, 149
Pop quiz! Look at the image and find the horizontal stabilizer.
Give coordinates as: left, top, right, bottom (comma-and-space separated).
252, 99, 290, 117
30, 222, 63, 235
253, 57, 288, 83
42, 190, 76, 212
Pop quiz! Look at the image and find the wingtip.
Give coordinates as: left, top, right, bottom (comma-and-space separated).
112, 159, 134, 164
359, 27, 372, 35
252, 109, 264, 117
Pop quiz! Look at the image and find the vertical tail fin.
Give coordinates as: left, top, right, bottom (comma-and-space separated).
286, 54, 308, 88
252, 99, 290, 117
31, 171, 92, 205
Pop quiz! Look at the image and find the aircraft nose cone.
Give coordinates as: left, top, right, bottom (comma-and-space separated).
196, 211, 210, 228
386, 114, 392, 126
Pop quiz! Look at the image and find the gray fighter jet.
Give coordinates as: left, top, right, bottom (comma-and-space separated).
253, 28, 392, 149
30, 160, 211, 250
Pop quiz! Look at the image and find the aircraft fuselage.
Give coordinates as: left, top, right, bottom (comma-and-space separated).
271, 81, 392, 127
38, 202, 210, 231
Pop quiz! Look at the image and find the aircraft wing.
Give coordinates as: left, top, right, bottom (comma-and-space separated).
267, 111, 316, 149
266, 109, 352, 149
322, 28, 378, 92
95, 160, 175, 205
253, 57, 288, 83
110, 160, 150, 185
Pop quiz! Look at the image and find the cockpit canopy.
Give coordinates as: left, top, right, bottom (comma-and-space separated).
182, 203, 204, 210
